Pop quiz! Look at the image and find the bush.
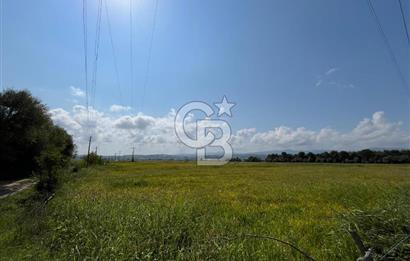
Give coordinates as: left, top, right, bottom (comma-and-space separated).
71, 159, 86, 173
85, 152, 103, 166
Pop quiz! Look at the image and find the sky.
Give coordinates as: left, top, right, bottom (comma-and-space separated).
1, 0, 409, 155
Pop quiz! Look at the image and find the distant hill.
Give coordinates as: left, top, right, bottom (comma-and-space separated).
77, 147, 409, 162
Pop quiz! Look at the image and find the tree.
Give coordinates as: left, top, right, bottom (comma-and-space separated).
263, 149, 410, 164
245, 156, 261, 162
230, 157, 242, 162
280, 152, 290, 162
306, 152, 316, 162
0, 89, 74, 180
358, 149, 374, 163
339, 151, 349, 163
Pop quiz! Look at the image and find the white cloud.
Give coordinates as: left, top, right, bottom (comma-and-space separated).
316, 68, 355, 89
49, 106, 410, 155
49, 106, 191, 155
114, 114, 155, 130
110, 104, 132, 112
69, 86, 85, 98
232, 111, 409, 152
325, 67, 339, 75
49, 108, 82, 131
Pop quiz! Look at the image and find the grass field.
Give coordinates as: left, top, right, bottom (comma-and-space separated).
1, 162, 410, 260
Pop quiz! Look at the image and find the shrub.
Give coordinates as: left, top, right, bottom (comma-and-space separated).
71, 159, 86, 172
85, 152, 103, 166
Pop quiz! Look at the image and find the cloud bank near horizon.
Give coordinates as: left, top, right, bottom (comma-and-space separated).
49, 105, 410, 155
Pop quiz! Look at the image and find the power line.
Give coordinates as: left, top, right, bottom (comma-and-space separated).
129, 0, 136, 156
90, 0, 103, 155
396, 0, 410, 151
91, 0, 103, 109
366, 0, 409, 96
129, 0, 134, 109
398, 0, 410, 46
82, 0, 89, 132
0, 0, 3, 91
141, 0, 159, 112
104, 0, 123, 104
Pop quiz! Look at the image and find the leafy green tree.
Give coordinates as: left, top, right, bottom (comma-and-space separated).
264, 150, 410, 164
306, 152, 316, 162
230, 157, 242, 162
358, 149, 374, 163
0, 89, 74, 180
245, 156, 261, 162
280, 152, 290, 162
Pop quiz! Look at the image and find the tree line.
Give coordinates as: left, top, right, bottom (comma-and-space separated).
233, 149, 410, 163
0, 89, 74, 191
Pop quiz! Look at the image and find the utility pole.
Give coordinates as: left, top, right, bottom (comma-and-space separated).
86, 136, 92, 167
95, 146, 98, 155
114, 153, 117, 161
131, 147, 135, 162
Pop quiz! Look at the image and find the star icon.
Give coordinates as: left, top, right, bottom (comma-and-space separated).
214, 96, 236, 117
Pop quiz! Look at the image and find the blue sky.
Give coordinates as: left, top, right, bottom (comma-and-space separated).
1, 0, 409, 154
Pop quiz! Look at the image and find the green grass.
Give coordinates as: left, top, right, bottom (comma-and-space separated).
1, 162, 410, 260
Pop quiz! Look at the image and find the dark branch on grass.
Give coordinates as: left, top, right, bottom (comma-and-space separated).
220, 233, 317, 261
349, 230, 367, 255
378, 234, 410, 261
43, 193, 55, 205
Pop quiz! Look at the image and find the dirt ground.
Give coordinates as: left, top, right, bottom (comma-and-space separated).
0, 179, 36, 199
